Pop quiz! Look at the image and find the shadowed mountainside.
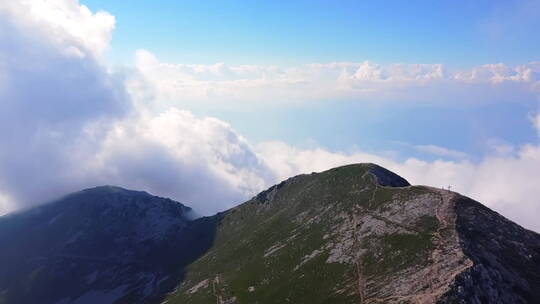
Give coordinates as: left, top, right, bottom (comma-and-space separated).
0, 186, 221, 304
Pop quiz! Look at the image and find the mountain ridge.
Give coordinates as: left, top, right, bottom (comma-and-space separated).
0, 163, 539, 304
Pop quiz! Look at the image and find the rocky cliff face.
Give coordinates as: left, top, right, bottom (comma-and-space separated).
440, 196, 540, 303
0, 164, 539, 304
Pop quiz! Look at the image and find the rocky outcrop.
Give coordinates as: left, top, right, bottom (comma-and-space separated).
367, 163, 411, 187
440, 196, 540, 303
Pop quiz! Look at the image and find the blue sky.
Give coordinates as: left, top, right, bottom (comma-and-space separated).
84, 0, 540, 66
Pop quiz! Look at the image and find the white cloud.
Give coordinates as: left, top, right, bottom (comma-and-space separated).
454, 62, 540, 85
0, 0, 115, 58
0, 192, 14, 215
0, 0, 129, 212
90, 109, 273, 215
0, 0, 273, 216
414, 144, 468, 159
135, 50, 540, 107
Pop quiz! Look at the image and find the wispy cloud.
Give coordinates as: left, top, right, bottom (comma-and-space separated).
414, 144, 468, 159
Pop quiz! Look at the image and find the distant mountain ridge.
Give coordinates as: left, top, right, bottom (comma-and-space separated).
0, 164, 538, 304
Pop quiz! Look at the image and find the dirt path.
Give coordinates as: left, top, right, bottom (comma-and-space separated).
212, 274, 221, 304
352, 183, 379, 304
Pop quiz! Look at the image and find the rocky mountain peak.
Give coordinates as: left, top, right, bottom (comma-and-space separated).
254, 163, 409, 205
364, 163, 411, 187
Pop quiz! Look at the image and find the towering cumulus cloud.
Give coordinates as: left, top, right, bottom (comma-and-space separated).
0, 0, 270, 215
0, 0, 129, 210
90, 108, 272, 215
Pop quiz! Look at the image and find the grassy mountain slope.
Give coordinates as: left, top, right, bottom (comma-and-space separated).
166, 164, 540, 304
